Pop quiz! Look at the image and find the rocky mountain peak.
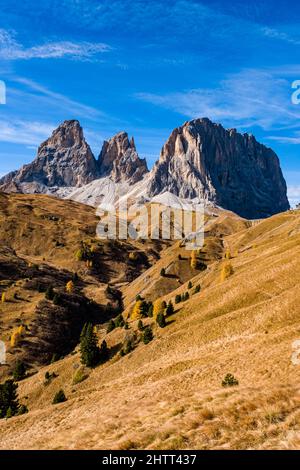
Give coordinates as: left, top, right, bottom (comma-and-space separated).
0, 120, 99, 191
148, 118, 289, 219
98, 131, 148, 184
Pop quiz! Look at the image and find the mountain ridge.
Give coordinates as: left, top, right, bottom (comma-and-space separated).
0, 117, 290, 219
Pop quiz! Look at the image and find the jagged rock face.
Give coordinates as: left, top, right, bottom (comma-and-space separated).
0, 120, 99, 191
98, 132, 148, 184
148, 118, 289, 219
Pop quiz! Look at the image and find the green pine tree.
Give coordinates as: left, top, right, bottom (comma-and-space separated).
0, 380, 19, 419
80, 323, 101, 368
156, 312, 166, 328
165, 301, 174, 316
13, 360, 26, 381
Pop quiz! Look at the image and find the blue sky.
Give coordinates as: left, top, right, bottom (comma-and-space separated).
0, 0, 299, 205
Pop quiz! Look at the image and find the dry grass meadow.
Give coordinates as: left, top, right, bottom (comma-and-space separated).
0, 193, 299, 449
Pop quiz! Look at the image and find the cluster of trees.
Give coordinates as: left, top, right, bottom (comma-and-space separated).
131, 299, 154, 320
80, 323, 109, 368
75, 243, 93, 262
175, 292, 189, 304
0, 380, 28, 419
106, 313, 126, 333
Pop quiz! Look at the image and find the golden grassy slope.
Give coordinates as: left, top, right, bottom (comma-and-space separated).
0, 208, 299, 449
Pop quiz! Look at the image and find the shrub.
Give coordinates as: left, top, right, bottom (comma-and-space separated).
52, 389, 67, 405
188, 281, 193, 289
175, 294, 182, 304
220, 262, 234, 282
193, 285, 201, 294
222, 373, 239, 387
13, 360, 26, 381
0, 380, 19, 419
80, 323, 101, 368
224, 249, 232, 260
1, 292, 6, 303
106, 319, 115, 333
156, 312, 166, 328
183, 292, 189, 301
136, 295, 142, 301
138, 320, 144, 331
17, 404, 28, 416
44, 371, 58, 385
165, 301, 174, 316
160, 268, 166, 277
73, 368, 88, 385
142, 326, 153, 344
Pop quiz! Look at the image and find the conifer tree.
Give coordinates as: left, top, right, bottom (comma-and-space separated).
142, 326, 153, 344
156, 312, 166, 328
175, 294, 182, 304
0, 380, 19, 419
13, 360, 26, 381
80, 323, 101, 367
166, 301, 174, 316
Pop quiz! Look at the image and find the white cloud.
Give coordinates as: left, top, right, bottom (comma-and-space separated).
0, 29, 111, 61
261, 27, 300, 46
0, 120, 54, 146
135, 68, 300, 132
13, 77, 106, 121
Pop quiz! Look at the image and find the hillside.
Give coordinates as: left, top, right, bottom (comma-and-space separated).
0, 195, 299, 450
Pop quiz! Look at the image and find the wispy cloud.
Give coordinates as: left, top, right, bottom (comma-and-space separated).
135, 68, 300, 132
0, 119, 54, 145
13, 77, 106, 120
0, 29, 111, 61
261, 27, 300, 46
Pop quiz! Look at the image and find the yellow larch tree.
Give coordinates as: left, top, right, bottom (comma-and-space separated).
131, 300, 143, 320
66, 280, 74, 293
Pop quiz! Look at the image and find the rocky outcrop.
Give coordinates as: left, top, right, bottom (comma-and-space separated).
98, 131, 148, 184
0, 120, 99, 191
147, 118, 289, 219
